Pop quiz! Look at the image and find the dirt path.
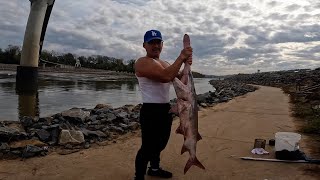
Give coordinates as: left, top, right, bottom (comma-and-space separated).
1, 86, 319, 180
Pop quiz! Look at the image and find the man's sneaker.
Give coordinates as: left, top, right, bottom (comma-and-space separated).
147, 167, 172, 178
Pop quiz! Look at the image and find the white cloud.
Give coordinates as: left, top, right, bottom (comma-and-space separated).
0, 0, 320, 75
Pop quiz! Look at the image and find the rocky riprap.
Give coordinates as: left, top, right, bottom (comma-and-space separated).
222, 68, 320, 113
0, 104, 141, 159
0, 80, 257, 159
224, 68, 320, 88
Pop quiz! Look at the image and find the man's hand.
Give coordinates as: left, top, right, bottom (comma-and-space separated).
186, 55, 192, 65
179, 47, 193, 61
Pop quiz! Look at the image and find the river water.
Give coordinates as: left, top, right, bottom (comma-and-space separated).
0, 71, 215, 121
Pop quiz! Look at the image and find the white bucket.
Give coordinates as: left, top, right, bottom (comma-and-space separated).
275, 132, 301, 151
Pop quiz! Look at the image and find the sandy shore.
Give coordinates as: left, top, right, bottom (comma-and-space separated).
0, 86, 319, 180
0, 63, 135, 79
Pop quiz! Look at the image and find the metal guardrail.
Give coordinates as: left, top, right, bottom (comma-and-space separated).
39, 58, 75, 69
39, 58, 62, 66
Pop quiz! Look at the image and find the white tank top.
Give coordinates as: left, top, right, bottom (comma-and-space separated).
136, 76, 171, 103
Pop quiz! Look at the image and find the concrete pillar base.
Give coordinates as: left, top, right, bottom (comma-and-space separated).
16, 66, 38, 95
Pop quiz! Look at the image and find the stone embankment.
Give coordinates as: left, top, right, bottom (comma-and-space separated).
225, 68, 320, 88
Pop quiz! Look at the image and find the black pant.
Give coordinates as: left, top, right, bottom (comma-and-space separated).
135, 103, 173, 177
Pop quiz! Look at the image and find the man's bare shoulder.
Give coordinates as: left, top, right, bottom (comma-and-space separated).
135, 57, 155, 76
136, 57, 164, 67
135, 56, 150, 64
159, 60, 171, 68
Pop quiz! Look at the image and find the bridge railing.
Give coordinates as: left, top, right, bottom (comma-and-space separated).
39, 58, 76, 69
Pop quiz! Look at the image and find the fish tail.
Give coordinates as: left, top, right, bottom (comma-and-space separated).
197, 132, 202, 141
184, 156, 205, 174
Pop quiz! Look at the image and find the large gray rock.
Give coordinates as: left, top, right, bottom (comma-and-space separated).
106, 113, 117, 121
94, 104, 112, 109
36, 129, 51, 142
61, 108, 90, 124
128, 122, 139, 130
0, 143, 9, 151
22, 145, 47, 158
80, 128, 109, 138
0, 126, 25, 141
20, 116, 34, 127
58, 130, 85, 145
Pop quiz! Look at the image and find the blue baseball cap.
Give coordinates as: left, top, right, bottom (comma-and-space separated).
144, 30, 163, 43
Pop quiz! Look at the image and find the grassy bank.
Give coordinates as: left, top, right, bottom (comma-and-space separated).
281, 85, 320, 178
281, 85, 320, 163
282, 85, 320, 135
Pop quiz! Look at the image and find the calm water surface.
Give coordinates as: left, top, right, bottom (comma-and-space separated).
0, 71, 215, 121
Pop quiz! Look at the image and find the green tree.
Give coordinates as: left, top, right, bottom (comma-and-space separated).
3, 45, 21, 64
40, 50, 52, 61
63, 53, 76, 65
1, 44, 141, 73
126, 59, 135, 73
0, 48, 4, 63
192, 71, 205, 78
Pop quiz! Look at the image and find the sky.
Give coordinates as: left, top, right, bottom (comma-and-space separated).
0, 0, 320, 75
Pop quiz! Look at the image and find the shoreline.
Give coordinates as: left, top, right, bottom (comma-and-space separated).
1, 86, 319, 179
0, 81, 257, 160
0, 63, 136, 79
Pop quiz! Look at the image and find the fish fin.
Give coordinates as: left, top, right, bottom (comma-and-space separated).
197, 133, 202, 141
175, 124, 184, 135
169, 104, 178, 114
184, 156, 206, 174
173, 77, 188, 91
181, 144, 188, 155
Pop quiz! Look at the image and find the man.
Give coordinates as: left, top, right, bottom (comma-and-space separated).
134, 29, 192, 180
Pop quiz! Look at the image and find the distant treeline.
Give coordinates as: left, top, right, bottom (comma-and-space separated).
0, 45, 206, 77
0, 45, 135, 73
0, 45, 21, 65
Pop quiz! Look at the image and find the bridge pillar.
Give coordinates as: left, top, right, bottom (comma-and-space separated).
16, 0, 54, 94
18, 92, 39, 119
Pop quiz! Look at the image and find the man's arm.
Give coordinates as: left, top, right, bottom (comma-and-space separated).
135, 47, 192, 83
135, 55, 185, 83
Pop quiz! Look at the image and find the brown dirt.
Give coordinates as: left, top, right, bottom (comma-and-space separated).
1, 86, 320, 180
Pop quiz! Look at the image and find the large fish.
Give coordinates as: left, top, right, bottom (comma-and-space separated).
171, 34, 205, 174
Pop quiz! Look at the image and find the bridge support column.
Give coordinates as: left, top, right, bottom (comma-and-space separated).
16, 0, 54, 94
18, 92, 39, 119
